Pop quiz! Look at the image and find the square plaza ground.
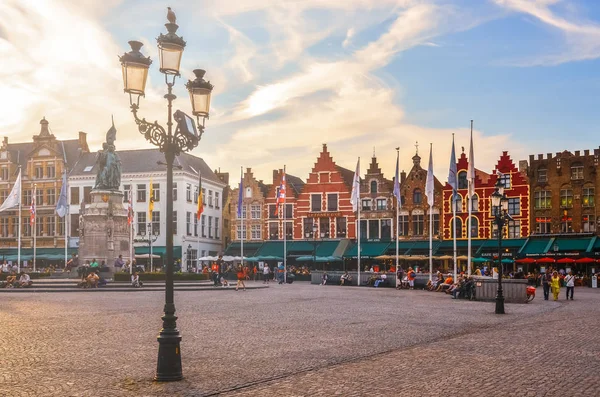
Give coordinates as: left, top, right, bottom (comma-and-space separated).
1, 283, 599, 396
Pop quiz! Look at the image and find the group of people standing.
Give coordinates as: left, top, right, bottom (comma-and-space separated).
541, 268, 575, 301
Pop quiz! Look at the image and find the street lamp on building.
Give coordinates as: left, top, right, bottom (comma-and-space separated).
186, 244, 192, 270
119, 9, 213, 382
304, 223, 319, 269
491, 178, 511, 315
145, 222, 160, 272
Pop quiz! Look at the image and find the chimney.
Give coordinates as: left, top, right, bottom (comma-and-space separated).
547, 153, 552, 159
400, 170, 406, 184
584, 150, 590, 156
537, 154, 542, 160
78, 131, 89, 152
530, 155, 535, 163
1, 136, 7, 149
518, 160, 528, 174
272, 169, 279, 183
575, 150, 580, 156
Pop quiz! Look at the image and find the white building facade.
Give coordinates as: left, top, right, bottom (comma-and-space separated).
69, 149, 226, 270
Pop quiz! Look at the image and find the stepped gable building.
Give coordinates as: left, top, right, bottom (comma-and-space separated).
0, 118, 89, 250
230, 168, 269, 242
215, 170, 231, 248
294, 144, 356, 240
398, 148, 444, 239
443, 150, 529, 240
359, 154, 394, 240
527, 148, 599, 235
264, 169, 305, 240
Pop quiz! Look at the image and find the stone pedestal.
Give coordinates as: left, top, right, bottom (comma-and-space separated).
78, 190, 130, 274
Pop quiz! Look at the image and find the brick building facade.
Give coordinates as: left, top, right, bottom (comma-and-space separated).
0, 118, 89, 250
359, 155, 394, 240
398, 150, 444, 239
443, 151, 529, 240
264, 169, 304, 240
527, 148, 600, 235
230, 168, 269, 242
294, 144, 356, 240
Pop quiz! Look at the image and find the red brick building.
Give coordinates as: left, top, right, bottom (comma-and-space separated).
443, 151, 529, 240
263, 169, 304, 240
294, 144, 356, 240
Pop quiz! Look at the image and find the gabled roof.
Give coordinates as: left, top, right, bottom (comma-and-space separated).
336, 165, 355, 189
286, 173, 305, 195
3, 139, 83, 171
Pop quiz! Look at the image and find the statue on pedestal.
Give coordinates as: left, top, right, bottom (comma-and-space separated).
94, 119, 122, 190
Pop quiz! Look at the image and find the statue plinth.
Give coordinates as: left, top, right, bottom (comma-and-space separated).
78, 190, 130, 274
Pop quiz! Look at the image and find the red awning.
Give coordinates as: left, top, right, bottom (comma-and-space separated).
536, 257, 556, 263
557, 257, 576, 263
575, 257, 596, 264
516, 258, 536, 263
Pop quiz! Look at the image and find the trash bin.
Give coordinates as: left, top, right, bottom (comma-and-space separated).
286, 273, 295, 284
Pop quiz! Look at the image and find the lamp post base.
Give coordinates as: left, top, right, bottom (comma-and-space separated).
154, 315, 183, 382
495, 295, 505, 314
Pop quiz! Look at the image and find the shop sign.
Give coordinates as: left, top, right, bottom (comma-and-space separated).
308, 211, 342, 218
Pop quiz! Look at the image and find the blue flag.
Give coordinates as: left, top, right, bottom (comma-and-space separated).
448, 134, 458, 199
393, 149, 401, 203
55, 171, 68, 218
237, 169, 243, 218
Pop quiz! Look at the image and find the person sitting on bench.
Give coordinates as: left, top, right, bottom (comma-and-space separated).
131, 272, 143, 288
18, 272, 32, 288
340, 271, 352, 286
86, 271, 99, 288
374, 273, 387, 287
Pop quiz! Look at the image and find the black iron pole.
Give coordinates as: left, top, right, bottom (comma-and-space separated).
495, 215, 505, 314
155, 83, 182, 381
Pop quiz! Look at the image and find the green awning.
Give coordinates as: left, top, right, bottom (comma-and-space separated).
553, 238, 593, 252
134, 246, 182, 258
315, 241, 340, 256
405, 240, 442, 255
478, 238, 527, 250
223, 242, 262, 256
520, 239, 552, 255
384, 241, 416, 255
255, 241, 285, 257
296, 255, 342, 262
343, 242, 390, 258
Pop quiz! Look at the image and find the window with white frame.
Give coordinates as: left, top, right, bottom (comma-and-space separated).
137, 212, 146, 235
376, 198, 386, 210
186, 184, 192, 202
208, 190, 213, 207
498, 173, 511, 189
215, 217, 220, 238
311, 194, 322, 212
250, 205, 261, 219
208, 216, 213, 238
571, 165, 584, 180
186, 212, 192, 236
583, 214, 596, 233
215, 192, 220, 209
137, 184, 146, 202
508, 219, 520, 238
508, 198, 520, 216
251, 224, 261, 239
236, 225, 247, 240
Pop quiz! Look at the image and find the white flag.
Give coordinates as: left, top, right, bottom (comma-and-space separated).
467, 125, 475, 198
55, 171, 68, 218
393, 150, 401, 204
350, 158, 360, 212
425, 144, 435, 207
0, 169, 21, 212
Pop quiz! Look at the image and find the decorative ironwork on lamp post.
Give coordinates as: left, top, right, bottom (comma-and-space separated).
491, 178, 511, 315
119, 9, 213, 382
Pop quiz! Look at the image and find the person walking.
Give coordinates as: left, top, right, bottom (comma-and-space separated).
236, 265, 246, 291
541, 270, 551, 300
263, 264, 270, 284
550, 271, 561, 301
564, 271, 575, 300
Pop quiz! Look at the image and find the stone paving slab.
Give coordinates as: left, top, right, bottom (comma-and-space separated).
0, 283, 598, 396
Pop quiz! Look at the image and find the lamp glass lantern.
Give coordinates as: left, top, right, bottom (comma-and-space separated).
157, 23, 186, 75
120, 41, 152, 97
491, 190, 502, 208
186, 69, 213, 121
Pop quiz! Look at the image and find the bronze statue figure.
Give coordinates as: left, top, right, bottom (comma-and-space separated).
94, 118, 122, 190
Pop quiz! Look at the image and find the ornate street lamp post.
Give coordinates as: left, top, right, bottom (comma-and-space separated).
119, 9, 213, 382
491, 179, 510, 315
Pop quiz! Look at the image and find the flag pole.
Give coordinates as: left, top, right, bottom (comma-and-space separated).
467, 120, 474, 277
394, 148, 400, 288
240, 166, 244, 267
33, 183, 37, 272
428, 144, 433, 282
197, 172, 202, 273
357, 157, 361, 286
283, 165, 287, 284
129, 180, 134, 274
64, 170, 68, 269
453, 195, 457, 281
17, 166, 22, 273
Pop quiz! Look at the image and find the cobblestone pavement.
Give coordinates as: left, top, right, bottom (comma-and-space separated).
1, 283, 598, 396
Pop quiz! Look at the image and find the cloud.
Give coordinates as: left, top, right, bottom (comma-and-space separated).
493, 0, 600, 65
342, 28, 355, 48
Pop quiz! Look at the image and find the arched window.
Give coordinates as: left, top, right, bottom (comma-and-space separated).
454, 194, 463, 213
468, 216, 479, 238
451, 217, 463, 238
458, 171, 468, 189
370, 180, 377, 194
471, 194, 479, 212
413, 189, 422, 204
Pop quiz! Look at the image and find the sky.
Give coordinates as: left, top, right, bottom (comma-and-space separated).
1, 0, 600, 184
